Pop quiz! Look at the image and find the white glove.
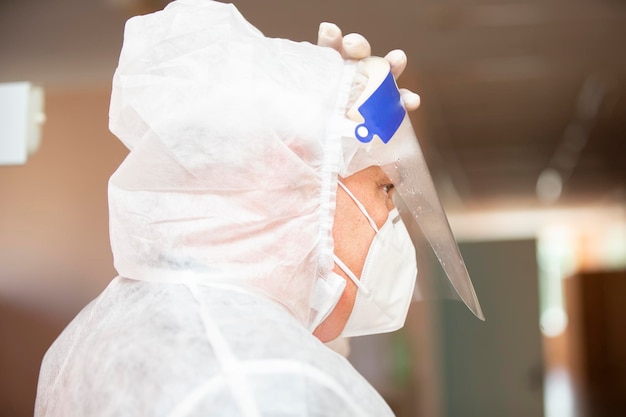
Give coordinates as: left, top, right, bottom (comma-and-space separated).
317, 22, 420, 111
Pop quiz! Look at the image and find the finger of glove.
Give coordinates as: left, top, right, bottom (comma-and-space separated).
318, 25, 418, 111
400, 88, 420, 111
318, 22, 344, 53
384, 49, 408, 79
342, 33, 371, 59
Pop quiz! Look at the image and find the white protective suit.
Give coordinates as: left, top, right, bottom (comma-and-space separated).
35, 0, 399, 416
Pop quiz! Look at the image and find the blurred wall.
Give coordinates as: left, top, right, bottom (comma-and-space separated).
437, 239, 544, 417
0, 88, 127, 416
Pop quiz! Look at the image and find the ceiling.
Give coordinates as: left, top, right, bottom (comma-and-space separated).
1, 0, 625, 212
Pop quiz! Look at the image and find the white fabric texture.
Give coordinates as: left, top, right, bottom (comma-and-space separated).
35, 0, 396, 416
107, 0, 356, 327
36, 278, 393, 417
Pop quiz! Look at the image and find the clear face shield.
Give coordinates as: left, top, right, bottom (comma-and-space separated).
340, 57, 484, 320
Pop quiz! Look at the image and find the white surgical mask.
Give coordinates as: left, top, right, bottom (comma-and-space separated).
335, 182, 418, 337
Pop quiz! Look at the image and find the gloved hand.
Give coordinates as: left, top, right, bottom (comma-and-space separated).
317, 22, 420, 111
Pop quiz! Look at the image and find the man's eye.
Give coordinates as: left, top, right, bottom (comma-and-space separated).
382, 184, 395, 194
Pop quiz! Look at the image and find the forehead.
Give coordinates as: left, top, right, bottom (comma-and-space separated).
345, 166, 391, 184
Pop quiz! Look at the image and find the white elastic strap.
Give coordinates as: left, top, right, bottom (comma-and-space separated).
185, 283, 261, 417
337, 181, 379, 232
333, 254, 370, 296
169, 359, 370, 417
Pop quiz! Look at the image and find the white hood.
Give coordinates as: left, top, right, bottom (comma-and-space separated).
108, 0, 354, 327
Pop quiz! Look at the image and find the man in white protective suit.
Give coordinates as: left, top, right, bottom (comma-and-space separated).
34, 1, 484, 416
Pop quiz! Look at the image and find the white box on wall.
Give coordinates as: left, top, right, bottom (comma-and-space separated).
0, 82, 45, 165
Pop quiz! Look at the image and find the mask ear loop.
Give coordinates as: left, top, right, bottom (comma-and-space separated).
333, 254, 371, 297
336, 180, 379, 233
334, 180, 379, 297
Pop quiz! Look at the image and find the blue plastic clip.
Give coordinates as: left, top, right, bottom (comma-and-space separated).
354, 71, 406, 144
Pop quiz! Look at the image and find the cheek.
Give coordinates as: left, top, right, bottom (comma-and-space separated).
385, 192, 396, 211
333, 192, 377, 276
370, 196, 393, 230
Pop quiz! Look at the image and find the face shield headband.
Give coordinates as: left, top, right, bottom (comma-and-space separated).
339, 57, 484, 320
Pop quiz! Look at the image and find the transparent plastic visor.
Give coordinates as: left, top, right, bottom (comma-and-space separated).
342, 57, 483, 320
379, 115, 485, 320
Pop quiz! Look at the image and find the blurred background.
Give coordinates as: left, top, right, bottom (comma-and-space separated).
1, 0, 625, 416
